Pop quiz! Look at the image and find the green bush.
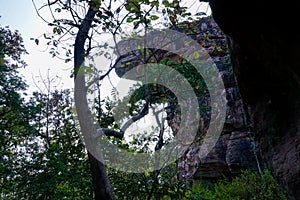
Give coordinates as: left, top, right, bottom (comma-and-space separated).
187, 169, 286, 200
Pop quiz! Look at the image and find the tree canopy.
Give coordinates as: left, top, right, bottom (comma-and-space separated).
0, 1, 286, 199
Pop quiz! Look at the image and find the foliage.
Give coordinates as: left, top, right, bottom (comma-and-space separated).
31, 0, 212, 198
1, 89, 94, 199
22, 89, 93, 200
1, 1, 287, 199
96, 98, 286, 200
31, 0, 209, 62
187, 169, 286, 200
0, 25, 27, 68
93, 95, 185, 199
0, 24, 31, 198
0, 24, 93, 199
108, 163, 188, 200
0, 23, 287, 199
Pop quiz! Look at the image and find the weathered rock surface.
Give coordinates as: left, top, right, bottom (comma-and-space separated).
204, 0, 300, 199
113, 18, 261, 187
177, 20, 260, 183
181, 131, 258, 186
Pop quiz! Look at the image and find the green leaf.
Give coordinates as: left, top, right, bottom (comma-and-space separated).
150, 0, 159, 9
193, 51, 200, 59
127, 16, 134, 23
138, 45, 143, 55
133, 21, 140, 29
150, 15, 159, 21
162, 0, 170, 7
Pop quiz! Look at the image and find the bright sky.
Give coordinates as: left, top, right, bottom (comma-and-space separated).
0, 0, 210, 96
0, 0, 211, 150
0, 0, 74, 93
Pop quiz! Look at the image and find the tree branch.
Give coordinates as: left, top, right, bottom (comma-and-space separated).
97, 128, 124, 139
121, 101, 149, 133
147, 105, 165, 200
85, 64, 115, 89
32, 0, 52, 24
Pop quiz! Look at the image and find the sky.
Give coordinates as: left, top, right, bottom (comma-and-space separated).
0, 0, 211, 149
0, 0, 211, 96
0, 0, 74, 93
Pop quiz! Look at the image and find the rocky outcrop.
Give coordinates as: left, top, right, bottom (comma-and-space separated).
179, 131, 259, 185
177, 21, 260, 183
204, 0, 300, 199
113, 18, 261, 187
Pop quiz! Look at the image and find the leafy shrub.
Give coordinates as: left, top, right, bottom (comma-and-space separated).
187, 169, 286, 200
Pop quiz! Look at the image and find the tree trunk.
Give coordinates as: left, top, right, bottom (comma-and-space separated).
73, 6, 115, 200
88, 152, 115, 200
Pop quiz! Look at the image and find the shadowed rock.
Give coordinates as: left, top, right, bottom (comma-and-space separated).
113, 17, 261, 187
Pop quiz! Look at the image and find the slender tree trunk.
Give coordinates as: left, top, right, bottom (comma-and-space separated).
88, 152, 116, 199
73, 6, 115, 200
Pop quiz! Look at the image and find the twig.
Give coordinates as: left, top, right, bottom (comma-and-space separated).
85, 64, 115, 89
32, 0, 52, 24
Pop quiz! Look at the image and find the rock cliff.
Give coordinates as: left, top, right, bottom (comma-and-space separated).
113, 18, 261, 187
204, 0, 300, 199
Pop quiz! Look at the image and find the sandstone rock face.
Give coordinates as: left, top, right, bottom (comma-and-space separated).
205, 0, 300, 199
164, 18, 261, 186
181, 131, 258, 186
177, 22, 260, 183
113, 18, 260, 187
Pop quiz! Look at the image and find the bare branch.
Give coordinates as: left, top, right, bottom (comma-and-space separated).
68, 0, 80, 25
86, 34, 93, 56
97, 128, 124, 139
86, 64, 115, 89
56, 26, 77, 43
112, 10, 130, 35
121, 101, 149, 133
151, 105, 166, 151
39, 0, 60, 10
47, 0, 57, 21
32, 0, 52, 24
94, 101, 152, 143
